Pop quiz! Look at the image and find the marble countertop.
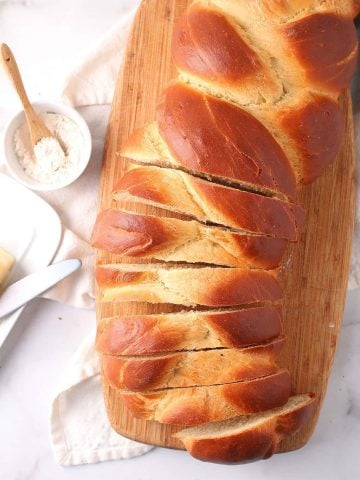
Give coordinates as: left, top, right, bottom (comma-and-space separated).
0, 1, 359, 479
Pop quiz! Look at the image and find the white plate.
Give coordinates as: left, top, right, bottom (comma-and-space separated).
0, 173, 62, 351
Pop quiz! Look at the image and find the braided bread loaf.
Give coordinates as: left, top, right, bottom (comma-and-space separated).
94, 0, 359, 464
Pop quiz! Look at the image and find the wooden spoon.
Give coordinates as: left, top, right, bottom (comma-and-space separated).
0, 43, 62, 151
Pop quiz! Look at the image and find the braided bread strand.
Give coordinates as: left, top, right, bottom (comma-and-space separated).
121, 0, 358, 193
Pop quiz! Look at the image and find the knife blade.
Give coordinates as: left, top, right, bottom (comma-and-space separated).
0, 259, 81, 319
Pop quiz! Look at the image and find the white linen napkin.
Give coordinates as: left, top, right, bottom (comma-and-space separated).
51, 328, 152, 466
60, 8, 138, 107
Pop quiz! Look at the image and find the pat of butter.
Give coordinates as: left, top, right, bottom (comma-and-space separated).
0, 247, 15, 286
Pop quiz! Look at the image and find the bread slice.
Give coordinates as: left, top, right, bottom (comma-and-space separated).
112, 164, 305, 241
96, 307, 283, 355
91, 209, 288, 269
120, 369, 291, 425
175, 393, 316, 464
95, 263, 282, 307
102, 337, 285, 391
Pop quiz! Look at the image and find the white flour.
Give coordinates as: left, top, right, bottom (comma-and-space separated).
13, 112, 84, 185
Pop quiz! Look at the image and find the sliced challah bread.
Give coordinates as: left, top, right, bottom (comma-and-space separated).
175, 393, 316, 464
102, 337, 285, 391
120, 369, 291, 425
96, 307, 283, 355
93, 0, 360, 460
95, 264, 282, 307
91, 210, 288, 269
113, 164, 305, 241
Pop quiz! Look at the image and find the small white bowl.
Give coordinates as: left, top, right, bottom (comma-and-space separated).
2, 101, 92, 191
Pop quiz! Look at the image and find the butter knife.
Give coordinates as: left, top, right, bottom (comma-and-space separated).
0, 259, 81, 319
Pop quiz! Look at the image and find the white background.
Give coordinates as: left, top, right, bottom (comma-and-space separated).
0, 1, 359, 479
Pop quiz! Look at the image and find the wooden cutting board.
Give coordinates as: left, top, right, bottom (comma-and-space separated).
96, 0, 356, 452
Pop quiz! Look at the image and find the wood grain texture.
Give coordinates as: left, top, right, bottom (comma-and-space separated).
95, 0, 355, 452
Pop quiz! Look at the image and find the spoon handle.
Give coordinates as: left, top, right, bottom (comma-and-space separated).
0, 43, 53, 146
0, 43, 34, 111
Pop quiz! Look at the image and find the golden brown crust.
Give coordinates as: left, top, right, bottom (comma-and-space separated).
121, 92, 345, 190
113, 165, 305, 241
95, 264, 283, 307
173, 5, 281, 99
91, 209, 288, 268
120, 369, 291, 425
277, 94, 344, 184
96, 307, 283, 355
203, 1, 358, 97
176, 393, 316, 464
101, 337, 285, 391
280, 13, 358, 94
156, 82, 296, 198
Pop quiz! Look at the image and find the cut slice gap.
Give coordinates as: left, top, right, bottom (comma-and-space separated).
125, 157, 288, 200
119, 367, 289, 393
102, 339, 284, 391
113, 164, 305, 241
102, 335, 285, 360
176, 393, 313, 437
120, 123, 290, 201
117, 204, 290, 238
91, 209, 288, 269
101, 300, 283, 316
98, 262, 235, 271
109, 206, 284, 237
119, 369, 291, 425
